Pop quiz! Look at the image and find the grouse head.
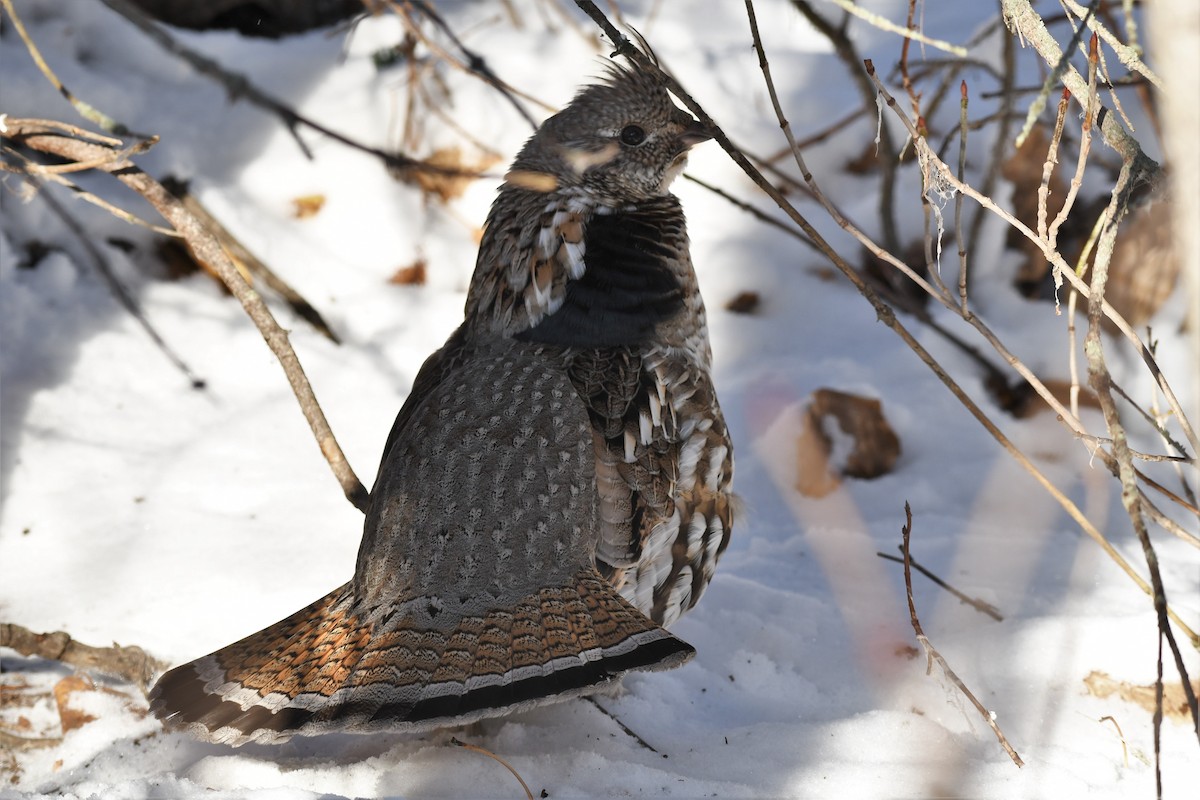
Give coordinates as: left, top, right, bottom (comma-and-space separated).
505, 65, 712, 202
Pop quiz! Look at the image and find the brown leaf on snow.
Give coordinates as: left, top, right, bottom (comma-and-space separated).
291, 194, 327, 219
796, 389, 901, 498
393, 147, 499, 204
52, 675, 140, 734
724, 291, 761, 314
53, 676, 98, 733
389, 259, 427, 286
1083, 670, 1199, 722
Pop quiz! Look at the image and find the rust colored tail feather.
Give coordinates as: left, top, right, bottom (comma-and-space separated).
149, 568, 693, 746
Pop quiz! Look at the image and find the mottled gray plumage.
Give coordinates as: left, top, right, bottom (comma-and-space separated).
149, 62, 734, 746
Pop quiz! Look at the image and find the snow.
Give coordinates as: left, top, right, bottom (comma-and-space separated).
2, 1, 1197, 798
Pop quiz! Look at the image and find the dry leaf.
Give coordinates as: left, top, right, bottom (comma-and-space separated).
53, 675, 97, 733
795, 408, 842, 498
51, 675, 139, 734
394, 147, 499, 204
1084, 670, 1199, 722
390, 260, 427, 286
291, 194, 326, 219
796, 389, 902, 497
725, 291, 761, 314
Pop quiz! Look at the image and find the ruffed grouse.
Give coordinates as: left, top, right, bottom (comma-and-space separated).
149, 62, 735, 745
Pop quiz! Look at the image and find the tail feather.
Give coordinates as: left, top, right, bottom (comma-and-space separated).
149, 568, 693, 746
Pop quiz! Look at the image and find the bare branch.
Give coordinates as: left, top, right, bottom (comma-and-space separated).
1083, 159, 1200, 744
865, 63, 1200, 461
876, 546, 1004, 621
0, 0, 145, 137
5, 162, 204, 388
399, 0, 549, 126
1047, 42, 1095, 254
899, 503, 1024, 767
1000, 0, 1161, 178
571, 1, 1199, 648
1060, 0, 1162, 88
4, 119, 370, 513
0, 622, 168, 690
95, 0, 483, 180
825, 0, 968, 56
788, 0, 901, 252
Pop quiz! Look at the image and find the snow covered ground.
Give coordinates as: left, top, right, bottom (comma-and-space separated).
1, 1, 1197, 798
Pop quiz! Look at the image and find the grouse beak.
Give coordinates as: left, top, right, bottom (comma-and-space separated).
679, 119, 715, 149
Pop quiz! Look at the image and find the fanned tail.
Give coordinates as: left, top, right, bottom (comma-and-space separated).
149, 568, 693, 746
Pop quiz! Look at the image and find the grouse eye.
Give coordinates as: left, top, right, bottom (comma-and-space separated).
619, 125, 647, 146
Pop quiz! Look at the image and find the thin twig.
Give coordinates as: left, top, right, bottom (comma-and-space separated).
95, 0, 483, 180
751, 8, 1105, 450
1011, 0, 1097, 150
1063, 38, 1101, 413
898, 0, 923, 124
585, 696, 662, 754
747, 3, 944, 309
1059, 0, 1161, 88
1000, 0, 1160, 178
682, 173, 819, 253
979, 73, 1152, 99
965, 3, 1015, 282
1099, 714, 1129, 768
826, 0, 968, 57
898, 55, 1003, 85
763, 106, 867, 160
1082, 158, 1200, 745
865, 63, 1200, 462
1138, 344, 1200, 525
1138, 490, 1200, 549
450, 738, 535, 800
570, 1, 1200, 649
0, 0, 145, 137
403, 1, 549, 125
955, 80, 968, 312
1037, 88, 1070, 246
748, 13, 1065, 440
5, 119, 370, 512
1048, 34, 1098, 254
900, 503, 1024, 767
10, 166, 205, 388
876, 548, 1004, 621
788, 0, 901, 253
164, 179, 343, 345
1, 146, 180, 238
